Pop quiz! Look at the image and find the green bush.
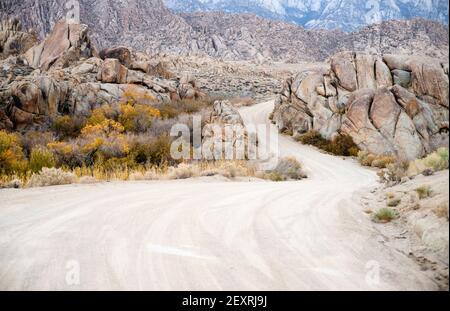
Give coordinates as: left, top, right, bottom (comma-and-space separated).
373, 208, 397, 223
129, 134, 175, 166
29, 148, 56, 173
423, 147, 449, 171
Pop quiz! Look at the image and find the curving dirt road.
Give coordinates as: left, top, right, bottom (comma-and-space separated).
0, 101, 437, 290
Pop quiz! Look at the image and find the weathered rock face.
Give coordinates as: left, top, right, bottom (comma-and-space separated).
99, 47, 132, 68
0, 19, 204, 131
0, 18, 37, 60
273, 52, 449, 160
202, 100, 248, 160
23, 20, 95, 71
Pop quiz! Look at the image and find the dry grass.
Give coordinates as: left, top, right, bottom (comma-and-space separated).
408, 148, 449, 176
387, 197, 401, 207
433, 203, 449, 220
265, 157, 307, 181
415, 185, 432, 199
373, 208, 397, 223
27, 168, 77, 188
358, 151, 395, 169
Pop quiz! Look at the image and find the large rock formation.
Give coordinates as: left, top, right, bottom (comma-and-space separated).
0, 19, 203, 131
202, 100, 248, 160
23, 20, 95, 71
272, 52, 449, 160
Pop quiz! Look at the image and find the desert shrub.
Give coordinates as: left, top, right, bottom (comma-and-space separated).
164, 160, 257, 180
371, 156, 396, 168
158, 98, 212, 119
27, 167, 77, 188
80, 119, 125, 137
266, 172, 285, 182
21, 131, 55, 155
0, 130, 28, 174
433, 203, 449, 220
296, 131, 359, 156
296, 131, 326, 146
52, 115, 86, 139
78, 119, 130, 163
118, 103, 160, 132
86, 107, 108, 126
47, 141, 84, 168
387, 197, 401, 207
373, 208, 397, 223
377, 161, 409, 185
266, 157, 307, 181
408, 147, 449, 175
29, 147, 56, 173
197, 161, 256, 179
358, 151, 395, 169
167, 163, 196, 179
358, 151, 376, 166
424, 147, 449, 171
129, 134, 174, 166
0, 176, 23, 189
129, 169, 160, 181
326, 134, 360, 156
415, 185, 432, 199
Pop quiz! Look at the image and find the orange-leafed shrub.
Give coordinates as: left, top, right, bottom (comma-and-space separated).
119, 103, 160, 132
0, 130, 28, 174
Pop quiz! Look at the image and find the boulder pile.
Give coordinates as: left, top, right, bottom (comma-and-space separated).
272, 51, 449, 160
0, 19, 204, 131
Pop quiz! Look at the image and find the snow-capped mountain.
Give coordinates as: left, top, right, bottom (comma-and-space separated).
164, 0, 449, 31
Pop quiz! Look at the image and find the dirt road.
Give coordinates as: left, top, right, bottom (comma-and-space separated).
0, 101, 437, 290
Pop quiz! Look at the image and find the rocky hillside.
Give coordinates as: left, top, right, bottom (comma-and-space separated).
181, 13, 449, 61
166, 0, 449, 31
272, 52, 449, 160
0, 0, 448, 62
0, 19, 203, 131
0, 19, 37, 60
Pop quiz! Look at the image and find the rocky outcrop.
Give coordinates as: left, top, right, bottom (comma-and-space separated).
202, 100, 248, 160
0, 19, 204, 131
273, 52, 449, 160
23, 20, 95, 71
0, 18, 37, 60
99, 47, 132, 68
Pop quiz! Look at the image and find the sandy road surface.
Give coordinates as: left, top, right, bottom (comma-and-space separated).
0, 101, 437, 290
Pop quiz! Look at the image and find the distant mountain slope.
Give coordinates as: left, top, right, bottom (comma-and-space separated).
165, 0, 449, 31
1, 0, 448, 62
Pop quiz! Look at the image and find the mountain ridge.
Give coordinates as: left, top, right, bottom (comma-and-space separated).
165, 0, 449, 31
1, 0, 448, 62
